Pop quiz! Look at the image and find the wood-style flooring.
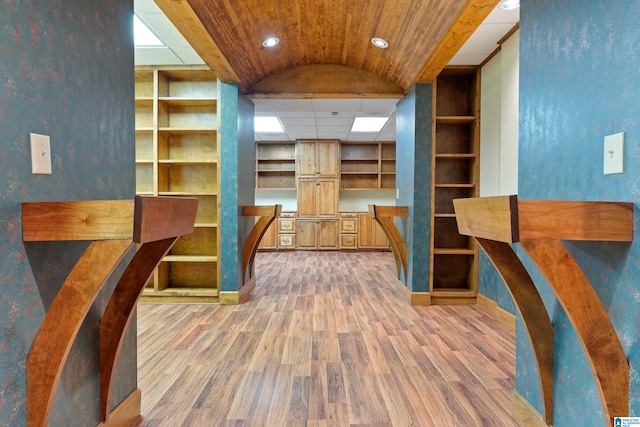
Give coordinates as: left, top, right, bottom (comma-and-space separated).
135, 251, 518, 426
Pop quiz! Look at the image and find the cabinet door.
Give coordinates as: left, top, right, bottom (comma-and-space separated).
258, 219, 277, 250
297, 178, 318, 217
317, 178, 338, 217
297, 141, 317, 177
372, 220, 389, 248
317, 220, 339, 250
358, 213, 373, 248
317, 140, 339, 177
296, 220, 317, 249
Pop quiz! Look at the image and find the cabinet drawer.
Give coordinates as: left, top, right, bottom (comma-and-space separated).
340, 218, 358, 232
278, 218, 295, 232
278, 233, 295, 248
340, 234, 358, 249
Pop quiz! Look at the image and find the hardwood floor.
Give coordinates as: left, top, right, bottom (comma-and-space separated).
135, 251, 518, 426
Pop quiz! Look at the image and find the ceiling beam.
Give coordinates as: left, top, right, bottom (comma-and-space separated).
415, 0, 501, 82
154, 0, 243, 88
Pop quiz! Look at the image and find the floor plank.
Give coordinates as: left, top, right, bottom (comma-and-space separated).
134, 251, 518, 426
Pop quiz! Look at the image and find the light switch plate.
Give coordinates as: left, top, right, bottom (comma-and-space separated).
604, 132, 624, 175
30, 133, 52, 174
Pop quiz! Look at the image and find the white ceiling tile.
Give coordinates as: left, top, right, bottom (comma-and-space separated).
288, 130, 318, 139
316, 117, 353, 127
259, 133, 290, 141
315, 111, 355, 118
280, 117, 316, 126
277, 111, 316, 118
284, 125, 317, 134
135, 47, 183, 65
312, 99, 362, 112
262, 99, 314, 112
171, 47, 205, 64
346, 132, 379, 141
317, 130, 348, 139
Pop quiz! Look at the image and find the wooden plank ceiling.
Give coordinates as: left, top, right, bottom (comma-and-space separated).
155, 0, 500, 97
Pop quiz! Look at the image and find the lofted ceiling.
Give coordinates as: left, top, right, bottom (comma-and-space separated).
136, 0, 519, 140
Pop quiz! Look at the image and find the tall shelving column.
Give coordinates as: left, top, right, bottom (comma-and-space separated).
430, 66, 479, 305
135, 66, 219, 302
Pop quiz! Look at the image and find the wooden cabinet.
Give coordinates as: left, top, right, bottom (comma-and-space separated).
135, 66, 219, 302
340, 141, 396, 190
339, 212, 359, 250
297, 140, 339, 177
277, 213, 296, 249
255, 141, 296, 189
358, 213, 389, 250
430, 66, 479, 303
297, 178, 339, 218
296, 219, 339, 250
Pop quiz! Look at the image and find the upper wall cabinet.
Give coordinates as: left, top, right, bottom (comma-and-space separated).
297, 140, 340, 177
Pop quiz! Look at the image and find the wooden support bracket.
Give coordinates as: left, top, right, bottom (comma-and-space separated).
22, 196, 198, 427
241, 205, 282, 285
368, 205, 408, 282
453, 195, 633, 426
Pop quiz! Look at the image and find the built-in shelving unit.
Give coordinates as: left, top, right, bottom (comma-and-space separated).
135, 66, 219, 302
255, 141, 296, 189
430, 66, 479, 304
340, 141, 396, 190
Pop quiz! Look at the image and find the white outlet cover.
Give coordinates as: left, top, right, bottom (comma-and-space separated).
30, 133, 52, 174
604, 132, 624, 175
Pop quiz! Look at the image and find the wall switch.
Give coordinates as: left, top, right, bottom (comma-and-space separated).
30, 133, 52, 174
604, 132, 624, 175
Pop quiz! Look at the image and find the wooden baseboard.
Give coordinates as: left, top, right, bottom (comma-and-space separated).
96, 388, 141, 427
477, 293, 516, 332
410, 292, 431, 306
512, 392, 549, 426
219, 276, 257, 305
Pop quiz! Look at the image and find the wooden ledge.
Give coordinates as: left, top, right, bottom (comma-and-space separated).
453, 195, 632, 425
23, 196, 198, 426
453, 195, 633, 243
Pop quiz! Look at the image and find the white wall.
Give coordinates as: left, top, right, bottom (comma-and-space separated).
480, 30, 519, 196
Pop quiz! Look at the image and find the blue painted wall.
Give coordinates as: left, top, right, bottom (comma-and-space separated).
0, 1, 136, 425
395, 84, 433, 292
513, 1, 640, 425
219, 82, 255, 291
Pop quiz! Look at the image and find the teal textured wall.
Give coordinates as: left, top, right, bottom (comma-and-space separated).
395, 84, 432, 292
0, 1, 136, 425
514, 1, 640, 425
219, 82, 255, 291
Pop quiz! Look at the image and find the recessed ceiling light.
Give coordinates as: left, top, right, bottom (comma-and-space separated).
371, 37, 388, 49
255, 116, 285, 133
262, 37, 280, 48
500, 0, 520, 10
351, 117, 389, 132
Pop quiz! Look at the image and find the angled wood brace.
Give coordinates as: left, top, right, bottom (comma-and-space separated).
454, 195, 632, 426
240, 205, 282, 285
368, 204, 408, 282
22, 196, 199, 426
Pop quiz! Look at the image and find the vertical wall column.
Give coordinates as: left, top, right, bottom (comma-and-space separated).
218, 81, 256, 303
395, 84, 433, 296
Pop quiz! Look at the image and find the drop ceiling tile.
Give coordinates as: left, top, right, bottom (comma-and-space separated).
316, 117, 353, 126
284, 125, 317, 134
171, 47, 204, 64
287, 131, 318, 139
280, 117, 316, 126
259, 133, 289, 141
262, 99, 314, 112
315, 111, 355, 118
135, 47, 183, 65
312, 98, 363, 112
317, 130, 349, 139
346, 132, 380, 141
